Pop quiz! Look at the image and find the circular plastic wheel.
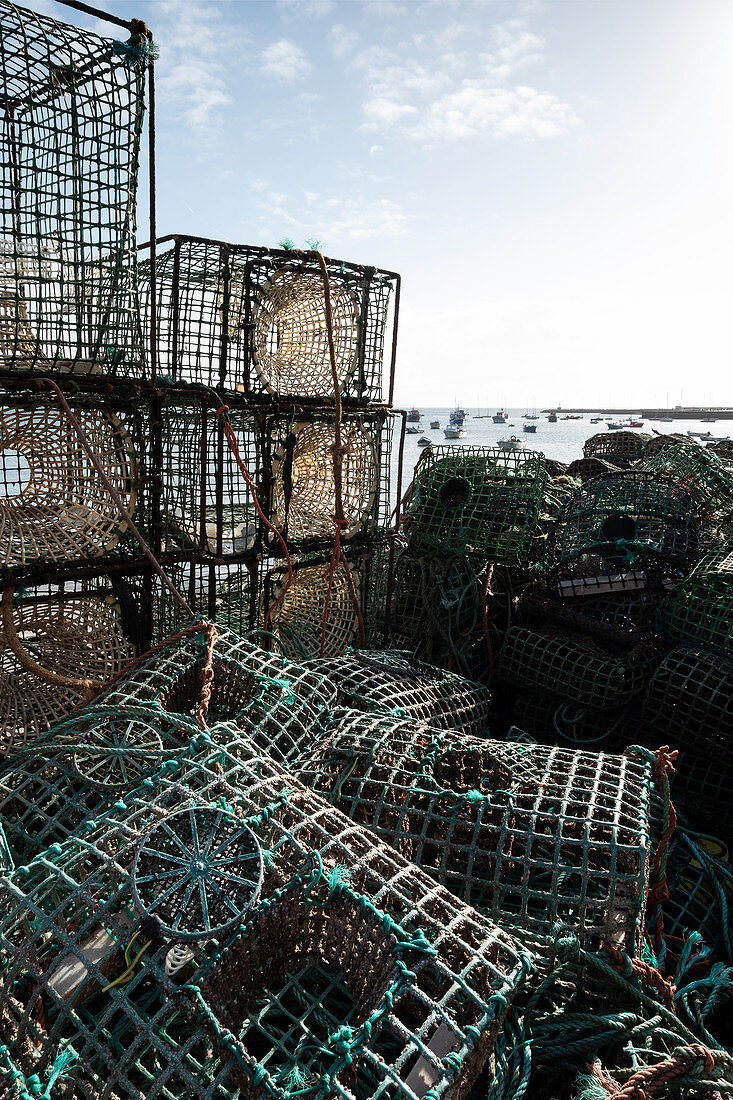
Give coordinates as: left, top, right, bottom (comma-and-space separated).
132, 807, 263, 942
73, 717, 163, 790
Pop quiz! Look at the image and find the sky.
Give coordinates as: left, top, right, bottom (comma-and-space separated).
34, 0, 733, 406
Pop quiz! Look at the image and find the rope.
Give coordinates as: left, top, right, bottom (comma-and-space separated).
601, 943, 676, 1013
589, 1044, 715, 1099
648, 745, 679, 962
196, 622, 218, 730
1, 586, 103, 695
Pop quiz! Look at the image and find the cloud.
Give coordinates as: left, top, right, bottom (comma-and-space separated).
329, 23, 358, 58
414, 83, 578, 141
362, 97, 419, 129
277, 0, 335, 16
260, 39, 312, 82
251, 185, 410, 244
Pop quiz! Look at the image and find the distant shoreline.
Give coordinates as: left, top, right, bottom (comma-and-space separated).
539, 407, 733, 420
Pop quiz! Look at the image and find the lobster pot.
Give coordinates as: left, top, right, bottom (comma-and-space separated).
159, 396, 260, 559
640, 433, 687, 460
544, 458, 568, 478
302, 650, 491, 736
151, 558, 259, 643
639, 441, 733, 516
403, 446, 548, 565
0, 577, 138, 755
543, 471, 700, 597
707, 438, 733, 460
262, 555, 365, 660
0, 3, 146, 378
94, 627, 336, 765
266, 408, 394, 549
523, 588, 664, 646
512, 688, 640, 750
139, 237, 398, 401
565, 457, 620, 482
499, 626, 664, 709
656, 545, 733, 654
664, 827, 733, 963
295, 711, 653, 960
0, 389, 146, 577
583, 431, 649, 466
0, 733, 530, 1100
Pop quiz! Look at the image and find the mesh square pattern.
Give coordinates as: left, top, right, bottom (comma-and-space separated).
151, 558, 258, 644
157, 394, 260, 560
301, 650, 491, 737
92, 625, 337, 767
582, 432, 649, 465
138, 237, 398, 402
511, 688, 640, 750
0, 387, 148, 577
638, 441, 733, 518
565, 457, 621, 483
521, 588, 664, 647
402, 446, 548, 566
656, 544, 733, 655
265, 408, 395, 550
0, 575, 139, 755
499, 626, 666, 709
0, 729, 530, 1100
0, 2, 145, 378
542, 470, 700, 599
294, 707, 653, 957
261, 554, 366, 660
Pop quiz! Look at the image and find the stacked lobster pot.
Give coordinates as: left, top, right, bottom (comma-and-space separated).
138, 237, 401, 660
0, 2, 155, 756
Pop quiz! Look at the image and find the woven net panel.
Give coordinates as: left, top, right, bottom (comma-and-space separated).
641, 433, 688, 460
707, 438, 733, 459
512, 688, 640, 750
264, 559, 362, 660
638, 441, 733, 517
523, 588, 663, 647
499, 626, 664, 708
664, 827, 733, 965
159, 398, 259, 558
656, 544, 733, 654
543, 471, 700, 595
583, 432, 649, 464
0, 2, 145, 377
0, 401, 137, 569
0, 584, 135, 754
295, 715, 652, 959
270, 416, 382, 543
0, 729, 529, 1100
151, 561, 258, 645
403, 446, 548, 565
95, 627, 336, 765
565, 457, 620, 483
302, 649, 491, 735
544, 458, 568, 478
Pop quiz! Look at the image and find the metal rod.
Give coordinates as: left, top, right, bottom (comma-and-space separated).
147, 51, 157, 385
388, 274, 401, 407
55, 0, 139, 32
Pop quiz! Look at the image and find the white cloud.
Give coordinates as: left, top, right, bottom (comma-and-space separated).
362, 97, 419, 129
277, 0, 335, 17
415, 83, 579, 141
369, 145, 384, 157
251, 186, 410, 245
329, 23, 358, 58
260, 39, 312, 82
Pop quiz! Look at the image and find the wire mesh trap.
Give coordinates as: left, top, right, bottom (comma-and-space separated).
583, 432, 649, 465
0, 578, 136, 755
639, 441, 733, 518
512, 688, 639, 750
656, 544, 733, 655
0, 1, 146, 379
262, 557, 364, 660
0, 727, 530, 1100
139, 237, 398, 401
0, 393, 143, 573
499, 626, 665, 709
543, 470, 700, 597
151, 559, 258, 643
565, 457, 621, 483
403, 446, 548, 565
158, 396, 260, 558
295, 711, 653, 960
267, 410, 393, 546
301, 649, 491, 735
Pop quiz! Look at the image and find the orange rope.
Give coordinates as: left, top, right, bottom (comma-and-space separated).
481, 563, 495, 688
196, 621, 218, 729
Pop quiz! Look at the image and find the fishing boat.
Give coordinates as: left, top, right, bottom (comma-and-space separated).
492, 410, 508, 423
430, 420, 440, 429
407, 408, 421, 422
444, 424, 466, 439
607, 421, 625, 430
406, 423, 422, 435
523, 423, 537, 433
701, 417, 717, 423
590, 417, 603, 423
548, 412, 557, 423
497, 435, 525, 451
628, 419, 645, 428
417, 435, 431, 447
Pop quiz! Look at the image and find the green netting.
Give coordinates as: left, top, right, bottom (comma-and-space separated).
639, 441, 733, 517
403, 446, 548, 565
656, 545, 733, 655
664, 827, 733, 965
523, 588, 663, 646
543, 471, 700, 597
583, 432, 649, 465
295, 709, 653, 963
138, 238, 397, 401
499, 626, 664, 709
0, 1, 146, 378
512, 688, 640, 749
0, 725, 530, 1100
302, 649, 491, 735
0, 387, 149, 579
